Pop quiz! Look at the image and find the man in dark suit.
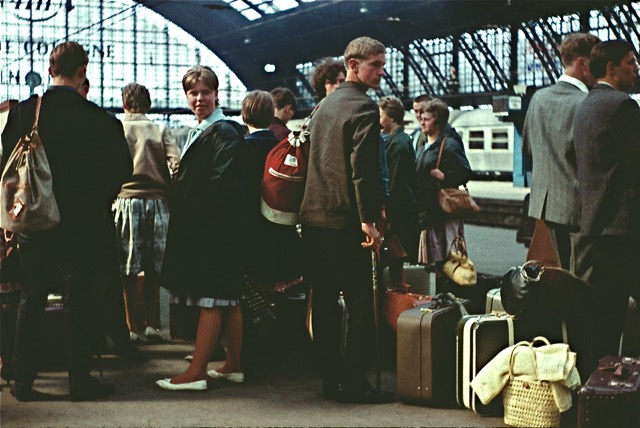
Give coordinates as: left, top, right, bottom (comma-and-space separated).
1, 41, 132, 401
573, 40, 640, 363
523, 32, 600, 275
300, 36, 393, 404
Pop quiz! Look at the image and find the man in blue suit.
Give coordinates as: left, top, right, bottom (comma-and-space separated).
574, 40, 640, 363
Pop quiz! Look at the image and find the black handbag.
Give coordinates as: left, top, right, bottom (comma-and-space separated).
500, 261, 594, 320
499, 260, 544, 318
241, 276, 276, 326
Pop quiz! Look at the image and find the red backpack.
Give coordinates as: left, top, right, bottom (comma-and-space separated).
260, 105, 318, 225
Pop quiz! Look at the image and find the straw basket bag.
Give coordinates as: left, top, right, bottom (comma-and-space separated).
502, 337, 561, 428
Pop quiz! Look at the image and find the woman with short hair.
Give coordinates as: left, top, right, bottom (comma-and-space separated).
415, 98, 473, 283
156, 66, 248, 391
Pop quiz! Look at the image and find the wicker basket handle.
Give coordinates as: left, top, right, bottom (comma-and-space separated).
507, 336, 551, 381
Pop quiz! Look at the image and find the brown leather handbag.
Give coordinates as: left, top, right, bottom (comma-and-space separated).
435, 138, 479, 215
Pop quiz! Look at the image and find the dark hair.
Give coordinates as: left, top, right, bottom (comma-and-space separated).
378, 96, 405, 124
412, 93, 432, 104
242, 90, 274, 129
559, 32, 600, 67
270, 87, 297, 112
421, 98, 450, 130
49, 41, 88, 78
182, 65, 219, 93
590, 40, 635, 79
312, 57, 346, 100
122, 82, 152, 113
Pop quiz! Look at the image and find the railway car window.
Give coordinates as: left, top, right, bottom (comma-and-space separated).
491, 130, 509, 150
468, 130, 484, 149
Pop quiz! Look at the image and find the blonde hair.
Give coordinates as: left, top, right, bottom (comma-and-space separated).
343, 37, 385, 69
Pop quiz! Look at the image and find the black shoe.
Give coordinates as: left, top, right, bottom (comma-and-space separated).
321, 379, 340, 400
10, 385, 57, 402
114, 345, 147, 362
334, 383, 395, 404
70, 377, 115, 402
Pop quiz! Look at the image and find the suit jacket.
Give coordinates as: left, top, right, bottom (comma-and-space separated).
1, 88, 132, 257
573, 83, 640, 237
524, 81, 587, 226
300, 81, 382, 230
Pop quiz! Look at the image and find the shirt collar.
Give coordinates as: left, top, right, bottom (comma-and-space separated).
558, 75, 588, 93
196, 108, 225, 132
596, 80, 616, 89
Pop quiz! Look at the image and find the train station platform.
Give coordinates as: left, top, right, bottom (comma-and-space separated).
1, 225, 528, 427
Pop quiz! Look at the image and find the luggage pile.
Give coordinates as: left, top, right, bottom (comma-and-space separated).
389, 261, 640, 428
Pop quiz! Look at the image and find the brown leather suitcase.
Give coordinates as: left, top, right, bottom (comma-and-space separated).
396, 293, 471, 407
578, 355, 640, 428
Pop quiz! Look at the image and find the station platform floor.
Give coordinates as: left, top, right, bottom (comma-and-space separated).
1, 225, 528, 427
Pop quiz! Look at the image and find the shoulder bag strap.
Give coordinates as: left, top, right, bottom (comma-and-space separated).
32, 95, 42, 132
435, 136, 448, 170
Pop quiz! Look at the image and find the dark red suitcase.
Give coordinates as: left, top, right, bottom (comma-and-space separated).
397, 293, 471, 407
578, 355, 640, 428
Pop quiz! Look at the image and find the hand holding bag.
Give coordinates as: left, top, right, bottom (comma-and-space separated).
442, 236, 477, 286
0, 96, 60, 233
435, 138, 479, 216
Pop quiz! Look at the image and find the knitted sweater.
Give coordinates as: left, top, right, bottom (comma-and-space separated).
471, 341, 581, 412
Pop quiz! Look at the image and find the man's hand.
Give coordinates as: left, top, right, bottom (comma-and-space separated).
361, 221, 381, 250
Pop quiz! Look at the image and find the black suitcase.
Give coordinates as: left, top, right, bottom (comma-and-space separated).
397, 293, 471, 407
456, 313, 516, 415
578, 355, 640, 428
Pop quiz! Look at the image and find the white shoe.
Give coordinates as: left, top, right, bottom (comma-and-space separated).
145, 326, 165, 341
129, 331, 139, 342
155, 378, 207, 391
207, 369, 244, 383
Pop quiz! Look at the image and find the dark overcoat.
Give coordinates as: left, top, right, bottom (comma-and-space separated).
161, 120, 248, 298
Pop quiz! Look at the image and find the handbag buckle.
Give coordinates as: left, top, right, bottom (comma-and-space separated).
519, 261, 544, 282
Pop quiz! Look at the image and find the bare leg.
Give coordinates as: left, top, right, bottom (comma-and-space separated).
170, 307, 221, 384
122, 275, 139, 334
217, 305, 243, 374
143, 271, 161, 329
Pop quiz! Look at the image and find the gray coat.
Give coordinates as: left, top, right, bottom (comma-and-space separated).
300, 81, 382, 230
573, 83, 640, 237
523, 80, 587, 226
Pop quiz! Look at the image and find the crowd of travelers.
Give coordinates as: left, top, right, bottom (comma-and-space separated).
1, 31, 639, 407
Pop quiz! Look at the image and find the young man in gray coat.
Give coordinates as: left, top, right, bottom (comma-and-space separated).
300, 36, 393, 404
523, 32, 600, 276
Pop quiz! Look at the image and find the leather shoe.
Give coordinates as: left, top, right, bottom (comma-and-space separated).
207, 369, 244, 383
10, 385, 57, 402
70, 378, 116, 402
333, 383, 395, 404
155, 378, 207, 391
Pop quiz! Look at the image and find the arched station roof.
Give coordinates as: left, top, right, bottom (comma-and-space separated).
137, 0, 621, 93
